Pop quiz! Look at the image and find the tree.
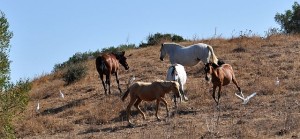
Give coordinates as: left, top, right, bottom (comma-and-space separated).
0, 11, 13, 90
275, 2, 300, 33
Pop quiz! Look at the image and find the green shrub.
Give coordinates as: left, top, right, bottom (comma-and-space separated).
139, 33, 185, 47
53, 44, 135, 72
62, 64, 87, 85
0, 79, 31, 138
53, 50, 101, 72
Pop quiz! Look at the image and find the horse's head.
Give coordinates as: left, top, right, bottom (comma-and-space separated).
204, 63, 213, 82
170, 65, 179, 81
170, 81, 181, 98
115, 51, 129, 70
160, 43, 166, 61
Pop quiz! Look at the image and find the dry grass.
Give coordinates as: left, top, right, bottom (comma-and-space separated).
14, 34, 300, 138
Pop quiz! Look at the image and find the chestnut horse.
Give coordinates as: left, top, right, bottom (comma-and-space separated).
204, 62, 242, 105
95, 51, 129, 95
121, 80, 181, 125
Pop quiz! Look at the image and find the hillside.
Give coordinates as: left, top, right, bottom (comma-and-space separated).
14, 35, 300, 138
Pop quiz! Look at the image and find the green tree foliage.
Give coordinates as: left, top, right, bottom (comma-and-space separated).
0, 11, 31, 138
0, 11, 13, 89
275, 2, 300, 33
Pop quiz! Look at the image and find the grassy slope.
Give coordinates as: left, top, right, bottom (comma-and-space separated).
14, 35, 300, 138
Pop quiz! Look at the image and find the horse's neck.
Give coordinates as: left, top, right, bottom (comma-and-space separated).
212, 68, 222, 78
166, 45, 181, 53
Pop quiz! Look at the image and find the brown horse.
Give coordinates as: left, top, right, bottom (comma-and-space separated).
121, 80, 181, 125
204, 62, 242, 105
95, 51, 129, 95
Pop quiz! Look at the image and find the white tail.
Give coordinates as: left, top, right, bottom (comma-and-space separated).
207, 45, 218, 65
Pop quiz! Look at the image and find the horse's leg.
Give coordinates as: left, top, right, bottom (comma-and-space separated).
126, 98, 136, 125
134, 98, 146, 120
173, 94, 177, 108
159, 97, 169, 118
100, 74, 107, 95
115, 72, 122, 94
232, 77, 242, 93
155, 99, 161, 121
106, 73, 111, 94
212, 85, 218, 105
217, 85, 222, 105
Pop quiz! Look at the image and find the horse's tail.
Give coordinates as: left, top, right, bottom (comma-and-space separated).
95, 56, 106, 72
207, 45, 218, 65
121, 89, 130, 101
122, 76, 135, 101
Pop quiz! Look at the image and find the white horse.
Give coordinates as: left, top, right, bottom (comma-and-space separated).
160, 43, 219, 66
166, 64, 188, 106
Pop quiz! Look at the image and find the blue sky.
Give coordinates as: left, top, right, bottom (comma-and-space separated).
0, 1, 296, 82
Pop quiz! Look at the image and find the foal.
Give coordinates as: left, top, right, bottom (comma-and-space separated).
204, 62, 242, 105
121, 80, 181, 125
95, 51, 129, 95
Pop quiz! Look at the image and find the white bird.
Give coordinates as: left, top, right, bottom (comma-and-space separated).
235, 92, 257, 104
60, 90, 65, 98
275, 77, 280, 86
36, 102, 40, 113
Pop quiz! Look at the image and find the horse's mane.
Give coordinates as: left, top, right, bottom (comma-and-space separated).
211, 60, 225, 69
163, 42, 184, 48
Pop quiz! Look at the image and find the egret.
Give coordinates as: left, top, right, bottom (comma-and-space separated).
60, 90, 65, 98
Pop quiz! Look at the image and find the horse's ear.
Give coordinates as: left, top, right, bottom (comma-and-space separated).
121, 51, 125, 56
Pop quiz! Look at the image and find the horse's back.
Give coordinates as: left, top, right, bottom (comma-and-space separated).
96, 53, 119, 73
220, 64, 233, 71
131, 82, 163, 101
218, 64, 235, 85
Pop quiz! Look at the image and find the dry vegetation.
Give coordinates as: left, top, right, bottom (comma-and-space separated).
14, 35, 300, 138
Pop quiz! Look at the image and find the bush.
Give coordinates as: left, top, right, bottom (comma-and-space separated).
62, 64, 87, 85
53, 50, 101, 72
139, 33, 185, 47
0, 79, 31, 138
53, 44, 136, 72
